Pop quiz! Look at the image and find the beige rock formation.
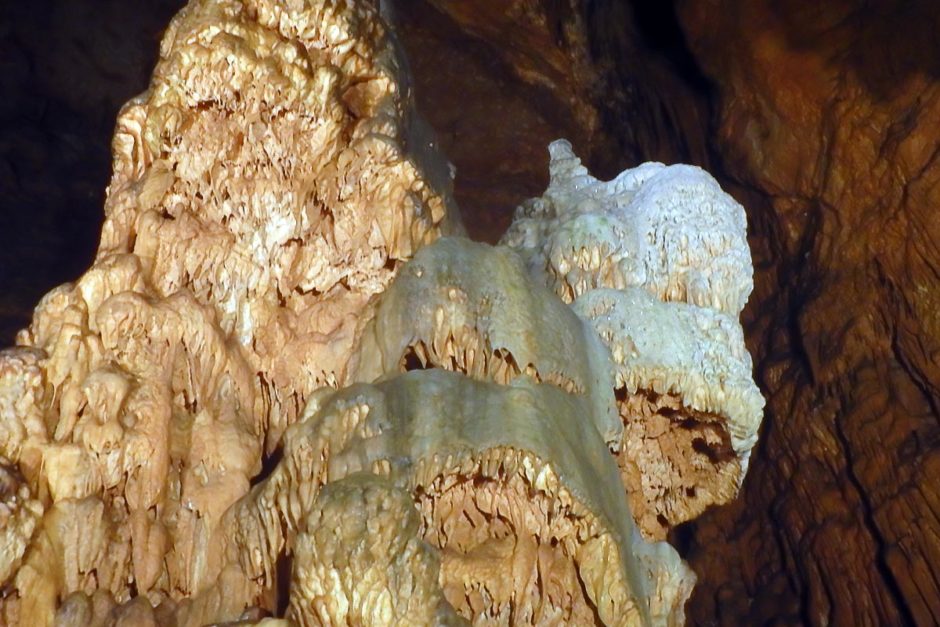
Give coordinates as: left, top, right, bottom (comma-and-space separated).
99, 0, 461, 445
0, 460, 42, 586
288, 473, 467, 626
503, 144, 763, 541
11, 0, 938, 622
0, 0, 759, 625
216, 370, 694, 626
0, 0, 457, 623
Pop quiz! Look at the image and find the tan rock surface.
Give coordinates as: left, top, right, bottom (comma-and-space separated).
288, 473, 466, 626
0, 0, 457, 623
219, 370, 694, 625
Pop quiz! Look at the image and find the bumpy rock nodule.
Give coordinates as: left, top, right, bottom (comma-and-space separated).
0, 1, 761, 625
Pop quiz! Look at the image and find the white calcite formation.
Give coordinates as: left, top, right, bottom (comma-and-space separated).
575, 288, 764, 537
0, 0, 760, 625
502, 139, 753, 316
349, 237, 621, 446
183, 238, 694, 624
503, 142, 764, 540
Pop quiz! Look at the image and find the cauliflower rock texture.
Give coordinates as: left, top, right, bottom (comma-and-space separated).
502, 140, 753, 316
0, 0, 458, 623
0, 1, 761, 625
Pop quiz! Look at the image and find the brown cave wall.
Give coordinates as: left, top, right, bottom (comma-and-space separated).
674, 1, 940, 624
390, 0, 714, 242
4, 0, 939, 625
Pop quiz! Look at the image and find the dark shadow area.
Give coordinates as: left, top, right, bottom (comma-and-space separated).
0, 0, 185, 345
629, 0, 712, 94
769, 0, 940, 102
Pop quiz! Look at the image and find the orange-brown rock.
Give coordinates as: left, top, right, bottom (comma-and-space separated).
674, 1, 940, 624
0, 0, 458, 623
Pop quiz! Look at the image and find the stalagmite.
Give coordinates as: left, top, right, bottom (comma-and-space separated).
0, 0, 458, 623
0, 1, 761, 625
504, 143, 763, 541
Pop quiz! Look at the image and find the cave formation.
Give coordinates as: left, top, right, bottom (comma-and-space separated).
2, 0, 940, 625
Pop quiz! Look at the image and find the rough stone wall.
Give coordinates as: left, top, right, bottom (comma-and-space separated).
675, 1, 940, 623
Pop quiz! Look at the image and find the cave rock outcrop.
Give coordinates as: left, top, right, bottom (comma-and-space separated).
0, 0, 763, 625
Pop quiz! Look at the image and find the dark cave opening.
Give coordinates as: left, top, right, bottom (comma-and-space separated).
0, 0, 186, 343
627, 0, 712, 95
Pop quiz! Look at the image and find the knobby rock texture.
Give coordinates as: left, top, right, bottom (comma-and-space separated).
2, 0, 939, 625
0, 0, 764, 624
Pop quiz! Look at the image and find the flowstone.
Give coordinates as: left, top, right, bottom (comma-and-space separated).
0, 1, 761, 625
503, 142, 764, 541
